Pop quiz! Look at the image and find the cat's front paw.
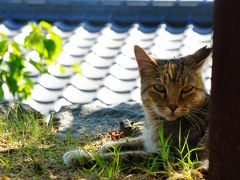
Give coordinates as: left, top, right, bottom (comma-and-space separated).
63, 149, 91, 166
99, 142, 117, 153
197, 159, 209, 176
99, 144, 112, 153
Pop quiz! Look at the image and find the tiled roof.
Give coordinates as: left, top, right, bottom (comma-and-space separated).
1, 20, 212, 115
0, 0, 213, 22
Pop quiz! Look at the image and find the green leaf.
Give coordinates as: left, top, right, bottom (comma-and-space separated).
24, 30, 42, 47
0, 33, 7, 41
5, 76, 18, 96
24, 77, 34, 89
39, 21, 52, 31
0, 40, 8, 57
50, 32, 62, 49
44, 39, 56, 60
29, 59, 48, 74
10, 41, 21, 56
7, 53, 24, 75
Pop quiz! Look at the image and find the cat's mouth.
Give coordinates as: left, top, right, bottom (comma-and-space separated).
165, 115, 178, 121
156, 112, 179, 121
150, 104, 189, 121
160, 107, 190, 121
152, 106, 178, 121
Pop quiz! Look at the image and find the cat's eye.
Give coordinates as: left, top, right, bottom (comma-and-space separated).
181, 86, 193, 93
154, 84, 166, 93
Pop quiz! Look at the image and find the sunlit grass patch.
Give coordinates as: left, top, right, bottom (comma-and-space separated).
0, 103, 85, 178
0, 102, 206, 179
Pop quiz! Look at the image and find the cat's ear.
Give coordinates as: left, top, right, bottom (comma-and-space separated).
134, 45, 157, 74
187, 46, 212, 71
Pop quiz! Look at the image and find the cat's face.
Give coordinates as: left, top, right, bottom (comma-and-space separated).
134, 45, 212, 121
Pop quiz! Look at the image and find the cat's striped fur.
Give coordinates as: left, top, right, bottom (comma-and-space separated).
63, 45, 212, 170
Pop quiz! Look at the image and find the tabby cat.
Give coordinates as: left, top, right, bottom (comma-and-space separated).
63, 45, 212, 171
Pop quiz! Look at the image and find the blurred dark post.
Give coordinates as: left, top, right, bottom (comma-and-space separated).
210, 0, 240, 179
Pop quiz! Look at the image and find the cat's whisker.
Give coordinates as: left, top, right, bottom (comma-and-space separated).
143, 107, 166, 115
144, 105, 165, 109
191, 107, 209, 113
193, 111, 208, 115
190, 112, 207, 129
187, 113, 204, 134
185, 114, 201, 134
143, 109, 159, 114
145, 108, 165, 112
189, 113, 203, 132
189, 113, 206, 133
192, 110, 208, 118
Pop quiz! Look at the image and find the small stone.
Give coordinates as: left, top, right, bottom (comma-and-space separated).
120, 119, 134, 137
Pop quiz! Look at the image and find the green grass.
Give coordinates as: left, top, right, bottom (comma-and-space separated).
157, 124, 205, 179
0, 103, 87, 179
0, 103, 206, 179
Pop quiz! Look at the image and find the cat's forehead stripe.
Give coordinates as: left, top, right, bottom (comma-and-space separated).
157, 61, 187, 83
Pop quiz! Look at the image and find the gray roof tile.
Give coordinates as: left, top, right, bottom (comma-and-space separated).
110, 64, 139, 80
115, 54, 138, 69
69, 34, 96, 48
131, 88, 141, 103
0, 23, 19, 36
57, 52, 83, 66
97, 35, 125, 49
38, 74, 70, 90
185, 25, 212, 41
63, 43, 90, 56
71, 74, 102, 91
81, 62, 109, 79
101, 26, 129, 40
104, 75, 136, 92
52, 26, 73, 38
31, 84, 62, 102
154, 37, 182, 50
129, 25, 157, 40
92, 44, 120, 58
121, 44, 137, 58
62, 85, 96, 103
157, 24, 185, 41
3, 20, 25, 31
84, 52, 114, 68
53, 98, 73, 112
125, 36, 153, 49
150, 46, 180, 58
97, 87, 130, 105
48, 63, 74, 78
24, 98, 53, 115
74, 26, 100, 39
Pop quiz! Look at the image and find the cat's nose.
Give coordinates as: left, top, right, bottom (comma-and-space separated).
168, 104, 178, 112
